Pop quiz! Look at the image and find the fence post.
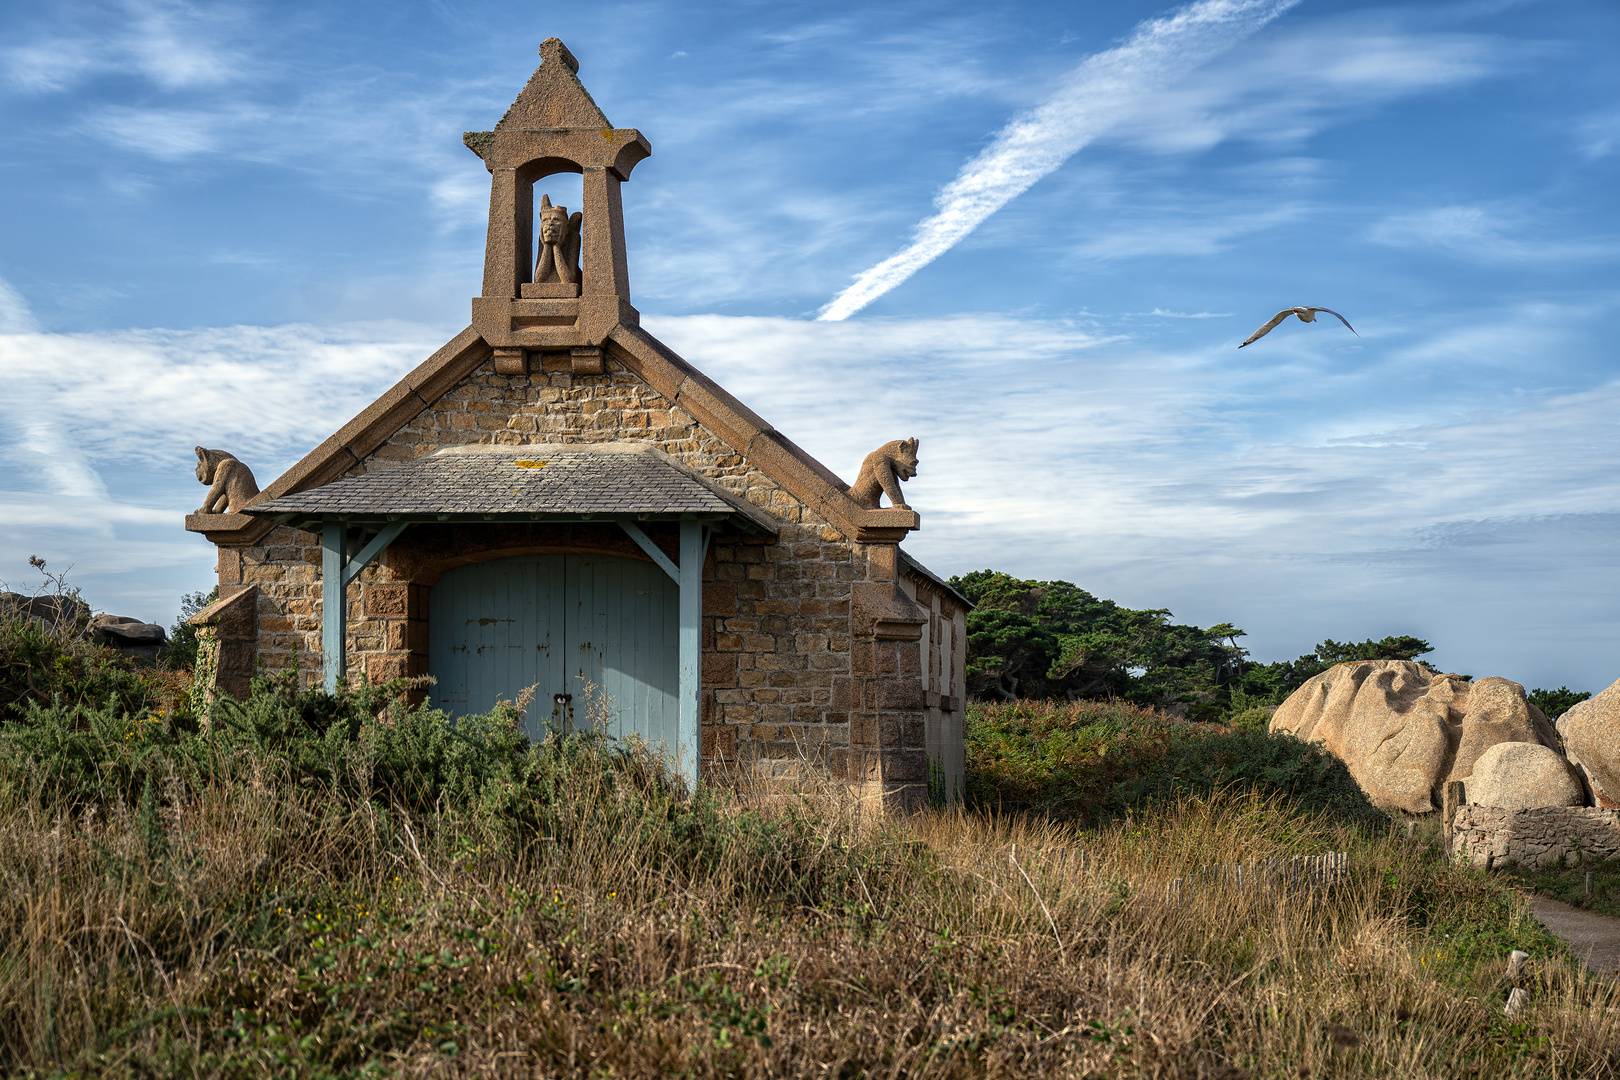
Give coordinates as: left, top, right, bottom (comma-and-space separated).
1443, 780, 1467, 858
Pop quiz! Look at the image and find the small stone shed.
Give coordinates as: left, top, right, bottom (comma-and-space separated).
184, 39, 968, 807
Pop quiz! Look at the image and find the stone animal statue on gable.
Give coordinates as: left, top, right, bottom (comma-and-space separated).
852, 437, 919, 511
194, 446, 260, 514
533, 194, 583, 285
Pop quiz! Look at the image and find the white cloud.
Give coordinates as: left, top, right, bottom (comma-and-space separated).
1, 0, 250, 95
0, 321, 443, 473
1370, 204, 1620, 262
0, 278, 38, 333
121, 0, 246, 90
1110, 25, 1508, 153
78, 105, 242, 160
1, 40, 100, 94
2, 303, 1618, 675
1576, 107, 1620, 159
816, 0, 1300, 321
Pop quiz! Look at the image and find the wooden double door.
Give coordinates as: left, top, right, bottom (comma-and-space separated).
427, 553, 680, 750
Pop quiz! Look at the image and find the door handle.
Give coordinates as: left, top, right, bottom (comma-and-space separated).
551, 692, 574, 735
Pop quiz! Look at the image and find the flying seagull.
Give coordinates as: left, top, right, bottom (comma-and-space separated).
1239, 307, 1359, 348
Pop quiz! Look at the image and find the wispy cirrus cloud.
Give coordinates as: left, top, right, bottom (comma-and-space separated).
1370, 203, 1620, 263
816, 0, 1309, 321
1574, 106, 1620, 160
1111, 24, 1509, 154
77, 104, 253, 160
1, 0, 252, 94
816, 0, 1300, 322
0, 321, 443, 477
0, 278, 39, 334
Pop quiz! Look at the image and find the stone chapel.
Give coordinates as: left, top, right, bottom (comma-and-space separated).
184, 38, 967, 808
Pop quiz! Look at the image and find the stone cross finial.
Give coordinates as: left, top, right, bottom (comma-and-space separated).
534, 194, 583, 285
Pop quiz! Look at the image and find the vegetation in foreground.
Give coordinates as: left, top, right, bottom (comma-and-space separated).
964, 699, 1383, 827
1508, 857, 1620, 920
1, 667, 1616, 1079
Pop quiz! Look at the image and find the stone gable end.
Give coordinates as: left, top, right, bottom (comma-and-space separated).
212, 349, 965, 804
190, 38, 967, 809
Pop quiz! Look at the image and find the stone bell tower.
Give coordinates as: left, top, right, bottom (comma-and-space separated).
463, 38, 652, 377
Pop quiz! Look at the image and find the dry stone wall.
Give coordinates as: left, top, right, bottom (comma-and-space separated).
213, 352, 950, 806
1449, 804, 1620, 871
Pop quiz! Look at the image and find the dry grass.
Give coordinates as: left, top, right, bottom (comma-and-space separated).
1, 752, 1617, 1078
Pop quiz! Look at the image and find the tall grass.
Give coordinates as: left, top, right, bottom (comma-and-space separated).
967, 698, 1380, 825
2, 748, 1617, 1073
1, 666, 1616, 1077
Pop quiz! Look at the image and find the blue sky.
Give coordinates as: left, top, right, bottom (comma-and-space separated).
2, 0, 1618, 691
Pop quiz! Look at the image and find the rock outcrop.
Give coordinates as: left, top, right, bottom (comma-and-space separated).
1465, 742, 1585, 812
88, 615, 168, 659
2, 593, 165, 658
1558, 680, 1620, 809
0, 591, 90, 631
1270, 660, 1558, 815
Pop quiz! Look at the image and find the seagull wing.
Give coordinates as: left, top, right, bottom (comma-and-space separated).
1238, 309, 1296, 348
1307, 307, 1359, 337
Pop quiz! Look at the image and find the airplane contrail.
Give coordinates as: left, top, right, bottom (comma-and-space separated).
816, 0, 1300, 322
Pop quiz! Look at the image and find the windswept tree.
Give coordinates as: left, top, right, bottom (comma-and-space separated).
951, 569, 1441, 720
949, 571, 1242, 714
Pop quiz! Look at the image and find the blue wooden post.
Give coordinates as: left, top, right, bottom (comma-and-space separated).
321, 521, 346, 693
677, 518, 703, 791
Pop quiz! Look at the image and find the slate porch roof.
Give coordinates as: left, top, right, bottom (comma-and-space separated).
243, 443, 778, 536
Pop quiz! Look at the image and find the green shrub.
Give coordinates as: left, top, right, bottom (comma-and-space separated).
966, 699, 1381, 826
1528, 685, 1590, 721
1225, 705, 1275, 732
0, 669, 876, 908
156, 586, 218, 669
0, 608, 159, 725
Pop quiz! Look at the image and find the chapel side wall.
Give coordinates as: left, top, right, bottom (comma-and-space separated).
908, 575, 967, 805
215, 353, 929, 803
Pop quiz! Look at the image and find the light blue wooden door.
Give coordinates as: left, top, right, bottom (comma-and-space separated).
569, 553, 681, 755
427, 556, 565, 733
428, 553, 678, 750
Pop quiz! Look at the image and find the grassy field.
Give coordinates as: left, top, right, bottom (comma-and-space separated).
0, 641, 1617, 1076
1507, 858, 1620, 919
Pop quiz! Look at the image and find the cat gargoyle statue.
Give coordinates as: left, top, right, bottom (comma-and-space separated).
851, 437, 919, 511
194, 447, 261, 514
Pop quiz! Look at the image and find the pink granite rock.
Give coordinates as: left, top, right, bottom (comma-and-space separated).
1466, 742, 1585, 812
1270, 660, 1558, 814
1558, 679, 1620, 809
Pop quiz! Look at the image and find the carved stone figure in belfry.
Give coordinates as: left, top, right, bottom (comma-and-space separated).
194, 447, 260, 514
463, 37, 651, 353
851, 438, 919, 511
533, 194, 582, 285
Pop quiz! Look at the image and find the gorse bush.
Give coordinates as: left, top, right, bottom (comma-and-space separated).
0, 608, 162, 725
1, 665, 1618, 1075
966, 698, 1382, 826
0, 670, 874, 910
156, 585, 217, 669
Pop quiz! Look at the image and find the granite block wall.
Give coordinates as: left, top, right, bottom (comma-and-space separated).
210, 351, 957, 807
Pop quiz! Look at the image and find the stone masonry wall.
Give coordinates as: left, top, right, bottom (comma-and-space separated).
904, 570, 967, 803
1449, 804, 1620, 871
213, 351, 946, 805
